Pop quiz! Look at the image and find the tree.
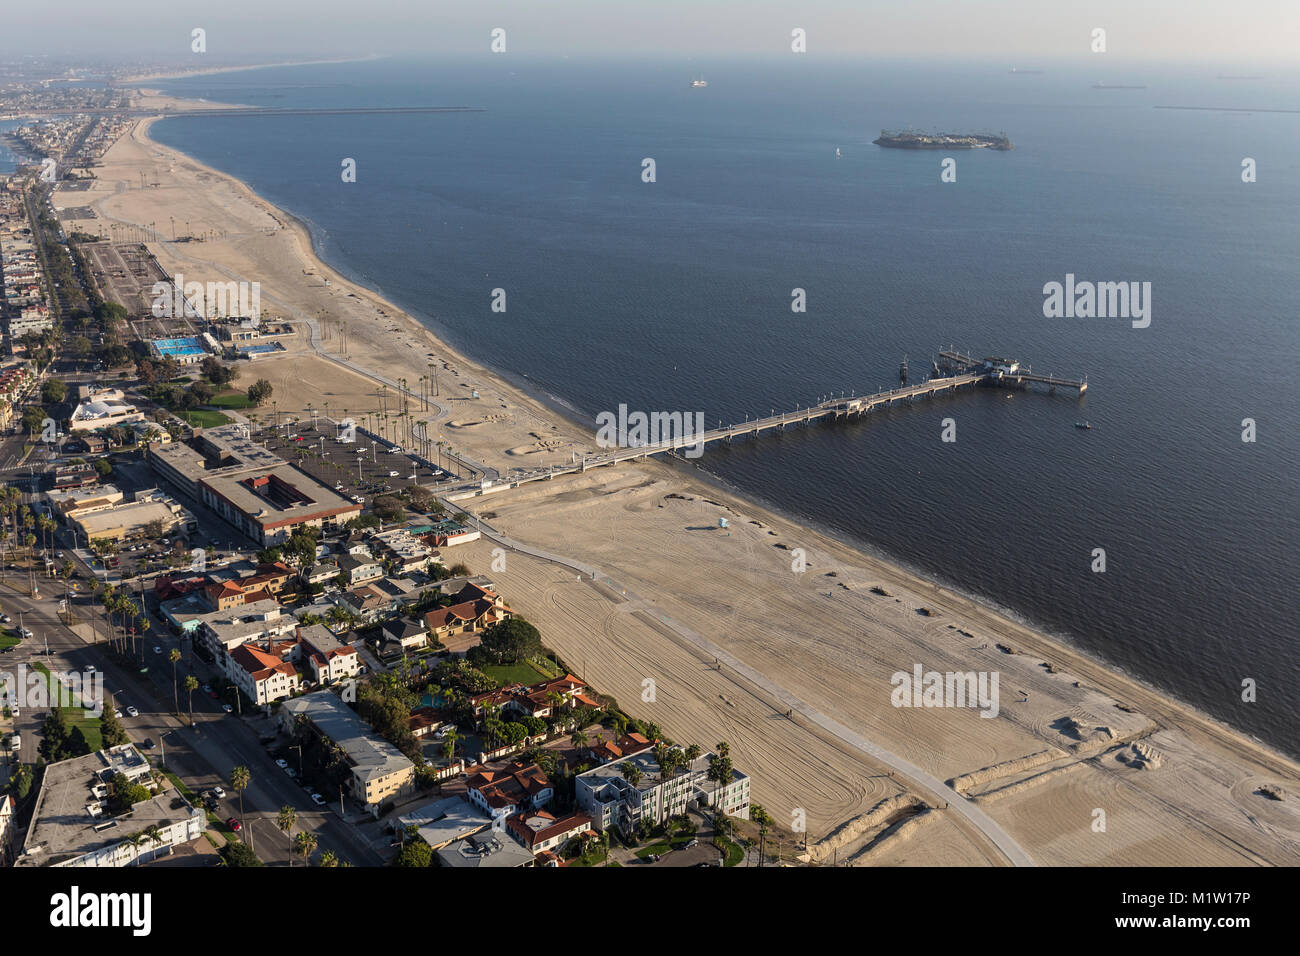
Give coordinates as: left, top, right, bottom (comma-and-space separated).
479, 616, 542, 665
294, 830, 318, 866
318, 850, 339, 867
230, 765, 252, 842
169, 649, 182, 713
184, 675, 199, 719
100, 706, 129, 747
247, 379, 273, 406
395, 839, 431, 867
707, 742, 733, 815
223, 841, 262, 867
40, 379, 67, 404
277, 805, 297, 867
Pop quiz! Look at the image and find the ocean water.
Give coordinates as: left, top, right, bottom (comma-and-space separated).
151, 58, 1300, 756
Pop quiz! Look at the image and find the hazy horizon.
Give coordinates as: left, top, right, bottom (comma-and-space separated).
4, 1, 1298, 63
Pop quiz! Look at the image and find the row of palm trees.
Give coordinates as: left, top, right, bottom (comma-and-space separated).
614, 739, 732, 835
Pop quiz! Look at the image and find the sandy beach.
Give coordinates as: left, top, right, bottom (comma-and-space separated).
57, 93, 1300, 866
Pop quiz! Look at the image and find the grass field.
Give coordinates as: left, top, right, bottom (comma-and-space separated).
480, 660, 552, 688
32, 662, 104, 751
180, 409, 232, 428
208, 389, 253, 409
0, 628, 20, 649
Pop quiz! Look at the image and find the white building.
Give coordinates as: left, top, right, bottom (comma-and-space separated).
16, 746, 205, 867
575, 748, 751, 834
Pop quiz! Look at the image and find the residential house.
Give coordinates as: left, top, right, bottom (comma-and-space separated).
337, 552, 383, 586
298, 624, 359, 686
506, 810, 594, 858
464, 762, 553, 823
230, 638, 302, 705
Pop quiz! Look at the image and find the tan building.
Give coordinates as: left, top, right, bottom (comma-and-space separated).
280, 692, 414, 813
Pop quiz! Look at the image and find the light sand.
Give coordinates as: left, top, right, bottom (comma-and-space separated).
68, 100, 1300, 866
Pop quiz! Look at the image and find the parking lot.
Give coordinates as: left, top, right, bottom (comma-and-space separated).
252, 421, 456, 501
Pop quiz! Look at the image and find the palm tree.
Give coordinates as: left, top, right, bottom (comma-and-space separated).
169, 649, 182, 713
294, 830, 317, 866
23, 532, 35, 594
319, 849, 339, 867
707, 742, 733, 817
570, 728, 588, 750
277, 805, 297, 867
184, 675, 199, 720
230, 765, 252, 846
441, 728, 460, 763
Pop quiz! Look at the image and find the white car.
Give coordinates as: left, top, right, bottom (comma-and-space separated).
125, 706, 139, 717
10, 706, 18, 718
153, 646, 162, 655
212, 786, 226, 799
311, 793, 326, 806
85, 665, 96, 673
275, 758, 289, 769
222, 704, 233, 713
113, 709, 123, 719
388, 470, 399, 477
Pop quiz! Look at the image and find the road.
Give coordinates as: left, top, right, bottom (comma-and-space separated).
0, 575, 388, 866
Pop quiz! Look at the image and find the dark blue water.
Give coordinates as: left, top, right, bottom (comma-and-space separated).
152, 58, 1300, 756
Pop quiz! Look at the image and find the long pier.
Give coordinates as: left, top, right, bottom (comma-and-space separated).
447, 350, 1088, 499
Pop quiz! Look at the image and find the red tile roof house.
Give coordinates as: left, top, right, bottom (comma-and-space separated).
468, 674, 593, 721
230, 638, 302, 705
465, 762, 554, 822
506, 810, 595, 859
423, 592, 513, 648
585, 732, 654, 765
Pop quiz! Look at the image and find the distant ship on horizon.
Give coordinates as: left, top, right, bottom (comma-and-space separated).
1008, 67, 1043, 74
1092, 81, 1147, 89
691, 77, 708, 88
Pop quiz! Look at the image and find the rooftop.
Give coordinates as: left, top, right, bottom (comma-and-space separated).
281, 691, 413, 783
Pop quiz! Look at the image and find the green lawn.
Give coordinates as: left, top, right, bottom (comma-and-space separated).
31, 662, 103, 751
180, 409, 232, 428
208, 390, 253, 409
480, 660, 552, 688
0, 628, 20, 649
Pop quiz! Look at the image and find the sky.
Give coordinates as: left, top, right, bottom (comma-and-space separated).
3, 1, 1298, 63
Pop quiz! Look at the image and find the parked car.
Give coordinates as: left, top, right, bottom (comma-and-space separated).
684, 838, 699, 849
311, 793, 326, 805
284, 766, 296, 778
208, 690, 219, 699
0, 614, 11, 624
201, 684, 212, 694
212, 786, 226, 799
141, 738, 154, 749
152, 645, 162, 655
222, 704, 233, 713
388, 471, 400, 477
227, 818, 242, 832
275, 758, 289, 769
125, 706, 139, 717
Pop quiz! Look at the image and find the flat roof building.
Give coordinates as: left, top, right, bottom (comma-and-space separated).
16, 746, 204, 868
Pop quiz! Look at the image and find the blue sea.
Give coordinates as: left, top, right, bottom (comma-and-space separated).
150, 57, 1300, 757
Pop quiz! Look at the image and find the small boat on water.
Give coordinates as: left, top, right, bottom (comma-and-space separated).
1075, 421, 1092, 430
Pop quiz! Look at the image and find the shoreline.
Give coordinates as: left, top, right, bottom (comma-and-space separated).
69, 99, 1300, 864
205, 135, 1295, 770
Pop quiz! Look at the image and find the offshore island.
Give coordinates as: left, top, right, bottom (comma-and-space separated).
873, 129, 1013, 150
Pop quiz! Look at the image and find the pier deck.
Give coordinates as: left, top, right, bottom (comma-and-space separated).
447, 350, 1089, 499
